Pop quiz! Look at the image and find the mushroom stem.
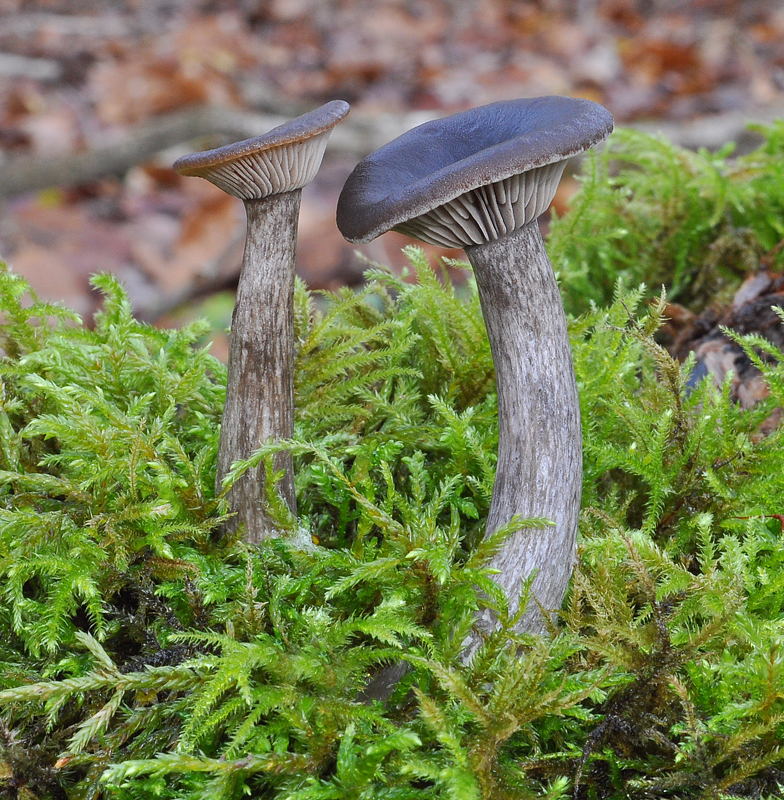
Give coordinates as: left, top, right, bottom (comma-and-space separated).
216, 189, 301, 543
465, 221, 581, 640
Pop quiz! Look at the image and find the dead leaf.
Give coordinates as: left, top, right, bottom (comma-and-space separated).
90, 56, 211, 125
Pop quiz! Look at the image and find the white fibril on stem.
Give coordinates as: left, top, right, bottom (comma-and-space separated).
174, 100, 350, 545
337, 96, 614, 639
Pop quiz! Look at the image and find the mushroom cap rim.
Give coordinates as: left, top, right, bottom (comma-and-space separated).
337, 96, 613, 244
172, 99, 350, 176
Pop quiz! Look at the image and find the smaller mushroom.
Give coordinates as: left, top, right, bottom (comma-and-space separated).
174, 100, 350, 544
337, 97, 613, 642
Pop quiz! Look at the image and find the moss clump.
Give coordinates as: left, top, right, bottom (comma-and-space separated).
1, 134, 784, 797
549, 122, 784, 316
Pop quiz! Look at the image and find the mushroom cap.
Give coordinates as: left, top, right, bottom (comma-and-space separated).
336, 96, 613, 245
173, 100, 350, 200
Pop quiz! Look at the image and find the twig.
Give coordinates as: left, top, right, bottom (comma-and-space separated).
760, 237, 784, 270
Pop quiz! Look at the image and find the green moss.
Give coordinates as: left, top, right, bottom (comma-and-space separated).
549, 122, 784, 315
1, 129, 784, 797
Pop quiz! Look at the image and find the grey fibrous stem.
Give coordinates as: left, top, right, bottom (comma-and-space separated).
464, 221, 581, 649
173, 101, 350, 544
216, 190, 301, 544
364, 222, 582, 694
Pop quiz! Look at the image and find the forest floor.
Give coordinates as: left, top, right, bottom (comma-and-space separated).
1, 0, 783, 357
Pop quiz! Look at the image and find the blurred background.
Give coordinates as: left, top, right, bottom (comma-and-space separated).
0, 0, 782, 357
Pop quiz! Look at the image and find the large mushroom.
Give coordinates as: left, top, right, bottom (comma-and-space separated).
174, 100, 350, 544
337, 96, 613, 639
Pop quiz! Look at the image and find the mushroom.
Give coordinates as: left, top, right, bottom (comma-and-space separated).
336, 96, 613, 639
174, 100, 350, 544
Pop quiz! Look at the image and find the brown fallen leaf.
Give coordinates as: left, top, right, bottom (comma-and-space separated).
90, 55, 212, 126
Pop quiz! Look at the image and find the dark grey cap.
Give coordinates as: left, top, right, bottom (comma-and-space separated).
336, 96, 613, 248
173, 100, 350, 200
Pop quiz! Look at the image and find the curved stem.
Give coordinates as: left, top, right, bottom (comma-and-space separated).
465, 222, 582, 641
216, 190, 301, 544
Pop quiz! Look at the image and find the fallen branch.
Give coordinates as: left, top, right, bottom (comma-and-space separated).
134, 224, 246, 324
0, 106, 439, 198
0, 12, 136, 38
633, 105, 784, 154
0, 52, 62, 81
2, 103, 782, 200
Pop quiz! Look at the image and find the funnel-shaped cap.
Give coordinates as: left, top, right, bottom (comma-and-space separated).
337, 96, 613, 248
174, 100, 350, 200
